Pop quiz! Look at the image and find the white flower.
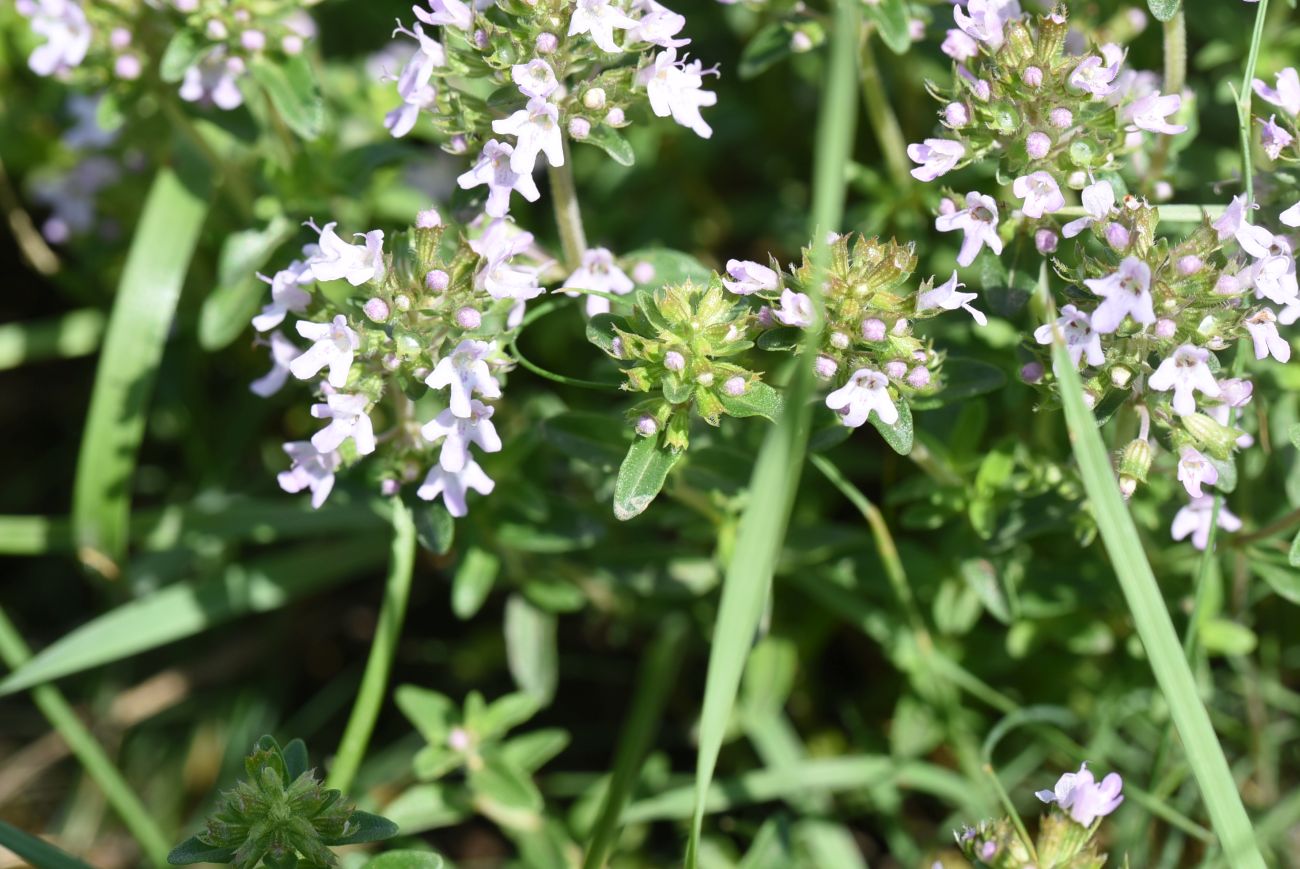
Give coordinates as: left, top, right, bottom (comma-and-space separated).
1148, 344, 1221, 416
492, 98, 565, 175
1243, 309, 1291, 363
252, 259, 313, 332
470, 220, 545, 301
457, 139, 541, 218
1235, 222, 1281, 259
422, 400, 502, 472
311, 393, 376, 456
412, 0, 473, 30
826, 369, 898, 428
1033, 304, 1103, 368
291, 315, 360, 388
722, 259, 780, 295
306, 220, 386, 286
1068, 49, 1123, 97
1172, 495, 1242, 550
952, 0, 1021, 50
569, 0, 639, 53
1252, 67, 1300, 117
1281, 199, 1300, 228
917, 271, 987, 325
1124, 91, 1187, 135
565, 247, 635, 315
250, 331, 300, 398
935, 191, 1002, 266
636, 48, 718, 139
1012, 171, 1065, 219
630, 1, 689, 48
906, 138, 964, 182
385, 22, 444, 138
1084, 256, 1155, 333
1249, 255, 1300, 306
1211, 194, 1256, 240
1062, 180, 1116, 238
278, 441, 340, 509
179, 48, 247, 111
773, 288, 814, 327
1177, 447, 1219, 498
512, 58, 559, 99
416, 459, 495, 517
18, 0, 91, 77
427, 339, 502, 418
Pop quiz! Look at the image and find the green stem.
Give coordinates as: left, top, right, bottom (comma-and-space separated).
1237, 0, 1270, 203
0, 608, 170, 866
982, 764, 1039, 862
325, 499, 417, 794
163, 100, 255, 222
857, 27, 912, 195
548, 137, 588, 272
1149, 9, 1186, 185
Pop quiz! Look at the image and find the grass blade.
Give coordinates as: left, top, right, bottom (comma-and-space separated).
684, 2, 861, 863
0, 515, 72, 555
0, 309, 104, 371
1042, 264, 1265, 868
0, 819, 96, 869
72, 163, 210, 577
0, 537, 386, 697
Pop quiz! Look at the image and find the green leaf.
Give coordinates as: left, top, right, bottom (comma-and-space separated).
542, 411, 630, 469
863, 0, 911, 54
0, 819, 96, 869
910, 358, 1007, 410
361, 851, 446, 869
1252, 557, 1300, 602
623, 248, 712, 291
199, 215, 295, 350
0, 309, 104, 371
585, 313, 629, 355
167, 835, 237, 866
160, 30, 203, 83
453, 546, 500, 619
322, 811, 399, 845
72, 164, 210, 574
1199, 618, 1257, 657
1292, 530, 1300, 568
960, 559, 1011, 624
579, 124, 635, 167
504, 595, 558, 705
250, 56, 326, 141
282, 738, 309, 780
395, 685, 458, 746
718, 381, 783, 422
739, 23, 795, 80
1290, 422, 1300, 451
0, 539, 384, 697
868, 396, 913, 455
499, 729, 570, 774
756, 327, 802, 352
413, 500, 455, 555
613, 436, 683, 521
476, 691, 541, 739
469, 751, 544, 830
1146, 0, 1182, 23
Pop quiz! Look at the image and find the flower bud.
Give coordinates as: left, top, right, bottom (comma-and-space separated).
696, 371, 714, 386
568, 117, 591, 140
363, 298, 390, 323
1110, 365, 1133, 387
829, 330, 850, 349
1068, 139, 1096, 167
632, 261, 654, 284
790, 31, 814, 52
455, 306, 481, 329
664, 350, 685, 371
205, 19, 228, 39
393, 294, 412, 312
282, 34, 304, 55
907, 366, 931, 388
447, 134, 469, 154
814, 355, 838, 378
1177, 255, 1202, 275
891, 319, 909, 336
473, 29, 489, 49
583, 87, 606, 110
536, 32, 558, 53
885, 360, 907, 379
1184, 412, 1240, 458
426, 270, 450, 292
417, 208, 442, 229
1049, 107, 1074, 130
861, 318, 887, 342
110, 27, 131, 49
1154, 181, 1173, 202
380, 479, 401, 496
610, 337, 624, 358
635, 415, 658, 436
606, 107, 626, 126
1035, 228, 1059, 254
938, 197, 957, 216
1155, 318, 1177, 338
944, 102, 969, 127
724, 375, 748, 395
1020, 361, 1044, 383
1104, 222, 1131, 250
1022, 65, 1044, 88
1026, 131, 1051, 159
115, 54, 142, 79
241, 29, 266, 51
448, 727, 472, 752
1215, 273, 1241, 295
1119, 438, 1153, 485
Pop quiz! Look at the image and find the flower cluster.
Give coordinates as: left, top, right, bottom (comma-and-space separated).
913, 4, 1188, 255
1253, 66, 1299, 163
382, 0, 718, 197
26, 94, 125, 244
1024, 191, 1300, 546
251, 209, 546, 518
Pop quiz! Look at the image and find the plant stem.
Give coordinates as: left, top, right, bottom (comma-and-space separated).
0, 608, 171, 867
163, 100, 255, 222
548, 137, 588, 272
858, 27, 912, 196
1149, 8, 1187, 185
1237, 0, 1270, 204
325, 498, 417, 794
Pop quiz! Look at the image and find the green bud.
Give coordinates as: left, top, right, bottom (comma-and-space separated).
1183, 413, 1240, 459
1035, 9, 1070, 63
1036, 811, 1102, 867
990, 102, 1022, 135
1068, 139, 1096, 168
1003, 21, 1034, 65
1118, 438, 1153, 499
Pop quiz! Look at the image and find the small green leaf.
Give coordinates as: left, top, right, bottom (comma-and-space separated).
868, 396, 913, 455
167, 836, 237, 866
476, 691, 541, 740
718, 381, 783, 422
469, 751, 544, 821
160, 30, 204, 83
413, 500, 455, 555
282, 738, 309, 781
504, 595, 558, 705
579, 124, 635, 166
960, 559, 1011, 624
1292, 530, 1300, 568
361, 851, 446, 869
613, 436, 683, 520
585, 313, 629, 355
1146, 0, 1182, 23
1253, 557, 1300, 601
757, 327, 803, 352
1290, 423, 1300, 451
498, 729, 569, 774
739, 22, 795, 80
199, 215, 295, 351
1198, 618, 1257, 657
863, 0, 912, 54
322, 811, 399, 846
453, 547, 500, 619
250, 55, 326, 141
395, 685, 458, 746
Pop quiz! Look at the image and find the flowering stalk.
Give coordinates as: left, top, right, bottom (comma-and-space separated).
548, 137, 588, 272
1238, 0, 1272, 205
1148, 8, 1186, 185
858, 27, 913, 195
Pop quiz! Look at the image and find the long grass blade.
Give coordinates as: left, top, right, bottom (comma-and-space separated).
71, 162, 210, 576
0, 819, 96, 869
0, 309, 104, 371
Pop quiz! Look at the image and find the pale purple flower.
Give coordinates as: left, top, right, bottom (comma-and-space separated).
1022, 66, 1043, 88
1033, 304, 1103, 368
917, 271, 987, 325
569, 0, 639, 53
1172, 495, 1242, 550
826, 369, 898, 428
1249, 255, 1299, 306
630, 3, 689, 49
1149, 344, 1221, 416
291, 315, 359, 388
1069, 53, 1121, 97
492, 98, 564, 175
1036, 228, 1059, 253
252, 260, 313, 332
774, 288, 814, 327
1212, 194, 1256, 241
941, 28, 979, 61
311, 393, 376, 457
1026, 131, 1051, 159
1035, 763, 1125, 828
1105, 221, 1132, 251
305, 221, 385, 287
250, 331, 300, 398
722, 259, 779, 295
457, 139, 541, 218
943, 102, 969, 127
1012, 171, 1065, 219
1259, 115, 1294, 160
413, 0, 473, 30
1177, 447, 1219, 498
1252, 67, 1300, 117
1050, 107, 1074, 129
862, 318, 886, 342
1124, 91, 1187, 135
422, 400, 501, 472
179, 48, 246, 111
935, 191, 1002, 267
907, 139, 964, 182
1062, 180, 1116, 238
512, 58, 559, 99
1244, 309, 1291, 362
28, 156, 119, 241
637, 49, 718, 139
469, 220, 544, 301
427, 339, 502, 418
952, 0, 1021, 50
62, 94, 118, 150
18, 0, 91, 77
565, 247, 635, 315
1206, 378, 1254, 434
278, 441, 340, 509
385, 22, 444, 138
417, 460, 495, 517
568, 117, 591, 139
1084, 256, 1155, 333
